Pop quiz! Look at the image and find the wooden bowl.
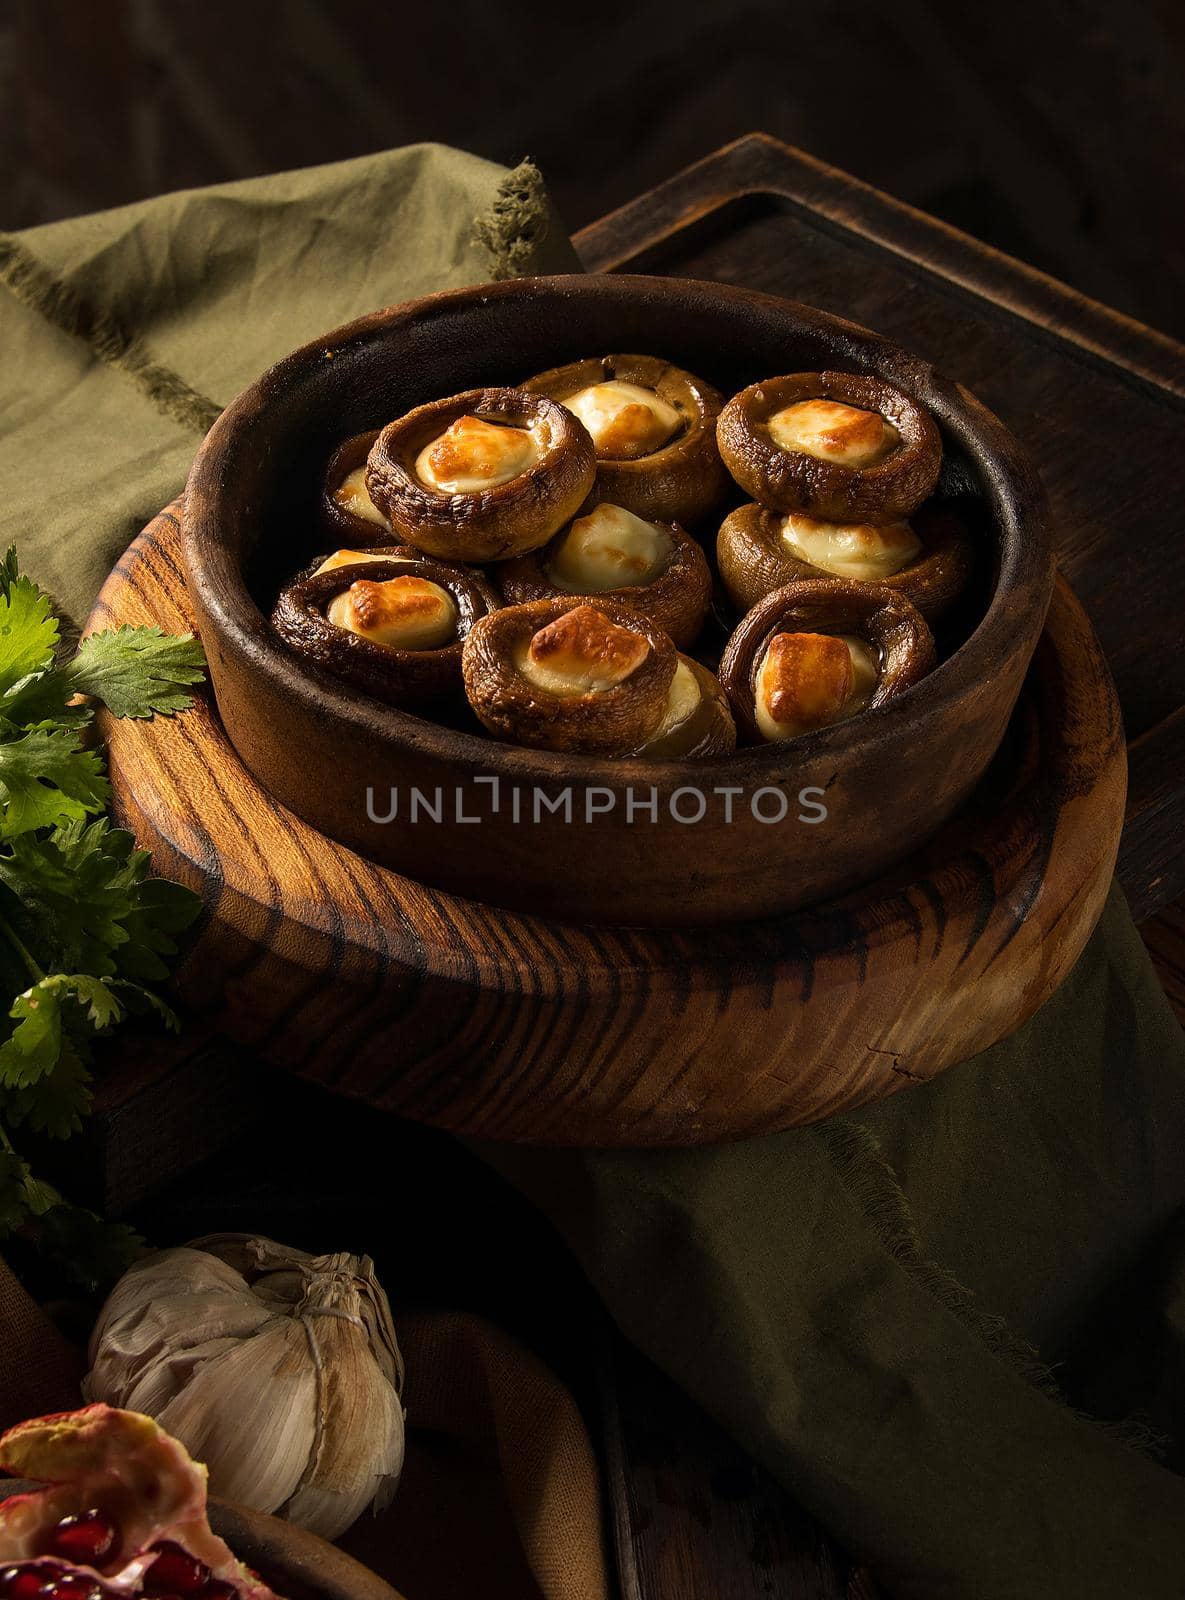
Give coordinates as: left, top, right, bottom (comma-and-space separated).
209, 1500, 405, 1600
183, 274, 1053, 927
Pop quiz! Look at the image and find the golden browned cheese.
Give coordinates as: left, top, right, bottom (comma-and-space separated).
781, 512, 922, 580
547, 503, 672, 592
332, 466, 389, 527
517, 603, 651, 696
564, 380, 681, 460
312, 548, 392, 574
415, 414, 540, 493
767, 399, 900, 468
327, 575, 458, 651
754, 630, 878, 741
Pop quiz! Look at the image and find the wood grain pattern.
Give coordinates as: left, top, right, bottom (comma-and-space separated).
573, 134, 1185, 922
88, 504, 1124, 1147
600, 1339, 883, 1600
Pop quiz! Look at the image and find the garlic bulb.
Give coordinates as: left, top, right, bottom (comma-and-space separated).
83, 1233, 405, 1540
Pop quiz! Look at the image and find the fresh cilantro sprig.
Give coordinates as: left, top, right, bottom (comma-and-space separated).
0, 547, 205, 1293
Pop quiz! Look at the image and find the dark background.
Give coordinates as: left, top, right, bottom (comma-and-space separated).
3, 0, 1184, 339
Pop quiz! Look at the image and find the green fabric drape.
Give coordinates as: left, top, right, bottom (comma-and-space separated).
0, 144, 576, 624
2, 142, 1184, 1598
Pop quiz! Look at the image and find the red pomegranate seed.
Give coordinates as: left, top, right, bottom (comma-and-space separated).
43, 1512, 118, 1568
0, 1567, 48, 1599
44, 1575, 106, 1599
141, 1545, 211, 1596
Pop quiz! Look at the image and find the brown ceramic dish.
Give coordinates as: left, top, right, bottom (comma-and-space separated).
271, 549, 499, 708
522, 352, 729, 525
718, 579, 936, 743
497, 506, 713, 648
717, 370, 942, 520
320, 430, 389, 544
717, 500, 975, 620
364, 386, 595, 562
181, 274, 1053, 926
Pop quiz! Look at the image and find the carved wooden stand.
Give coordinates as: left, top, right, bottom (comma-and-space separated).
88, 505, 1126, 1147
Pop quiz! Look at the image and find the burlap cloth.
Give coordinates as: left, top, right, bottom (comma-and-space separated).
2, 143, 1185, 1598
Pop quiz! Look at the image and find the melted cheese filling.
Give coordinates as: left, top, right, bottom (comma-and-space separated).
547, 504, 672, 592
647, 659, 701, 741
312, 548, 397, 575
564, 380, 681, 460
516, 604, 649, 697
767, 399, 899, 468
332, 466, 388, 527
416, 414, 541, 493
782, 513, 922, 581
754, 631, 878, 742
327, 575, 458, 651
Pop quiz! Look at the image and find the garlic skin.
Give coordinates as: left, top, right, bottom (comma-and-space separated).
83, 1234, 405, 1542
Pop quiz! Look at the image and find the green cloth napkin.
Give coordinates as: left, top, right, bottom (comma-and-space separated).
3, 144, 1185, 1598
0, 143, 576, 625
485, 882, 1185, 1597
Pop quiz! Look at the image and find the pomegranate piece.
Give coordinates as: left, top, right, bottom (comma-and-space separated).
41, 1513, 118, 1569
141, 1543, 210, 1596
0, 1407, 286, 1600
0, 1567, 47, 1599
0, 1562, 113, 1598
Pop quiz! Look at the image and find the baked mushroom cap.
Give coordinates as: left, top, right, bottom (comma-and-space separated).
365, 387, 596, 563
523, 354, 729, 527
718, 578, 936, 743
271, 546, 499, 708
717, 371, 942, 521
321, 429, 390, 544
462, 596, 678, 755
627, 654, 737, 759
717, 501, 974, 620
498, 502, 713, 650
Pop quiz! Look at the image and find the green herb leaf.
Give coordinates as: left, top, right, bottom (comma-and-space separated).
2, 1035, 93, 1139
0, 1150, 31, 1234
0, 822, 141, 975
0, 726, 108, 837
0, 973, 122, 1089
34, 1203, 144, 1294
0, 572, 59, 696
0, 549, 207, 1296
21, 1171, 62, 1216
115, 874, 202, 983
0, 668, 91, 733
0, 820, 199, 981
0, 983, 62, 1087
109, 978, 181, 1032
69, 626, 207, 718
0, 549, 21, 601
